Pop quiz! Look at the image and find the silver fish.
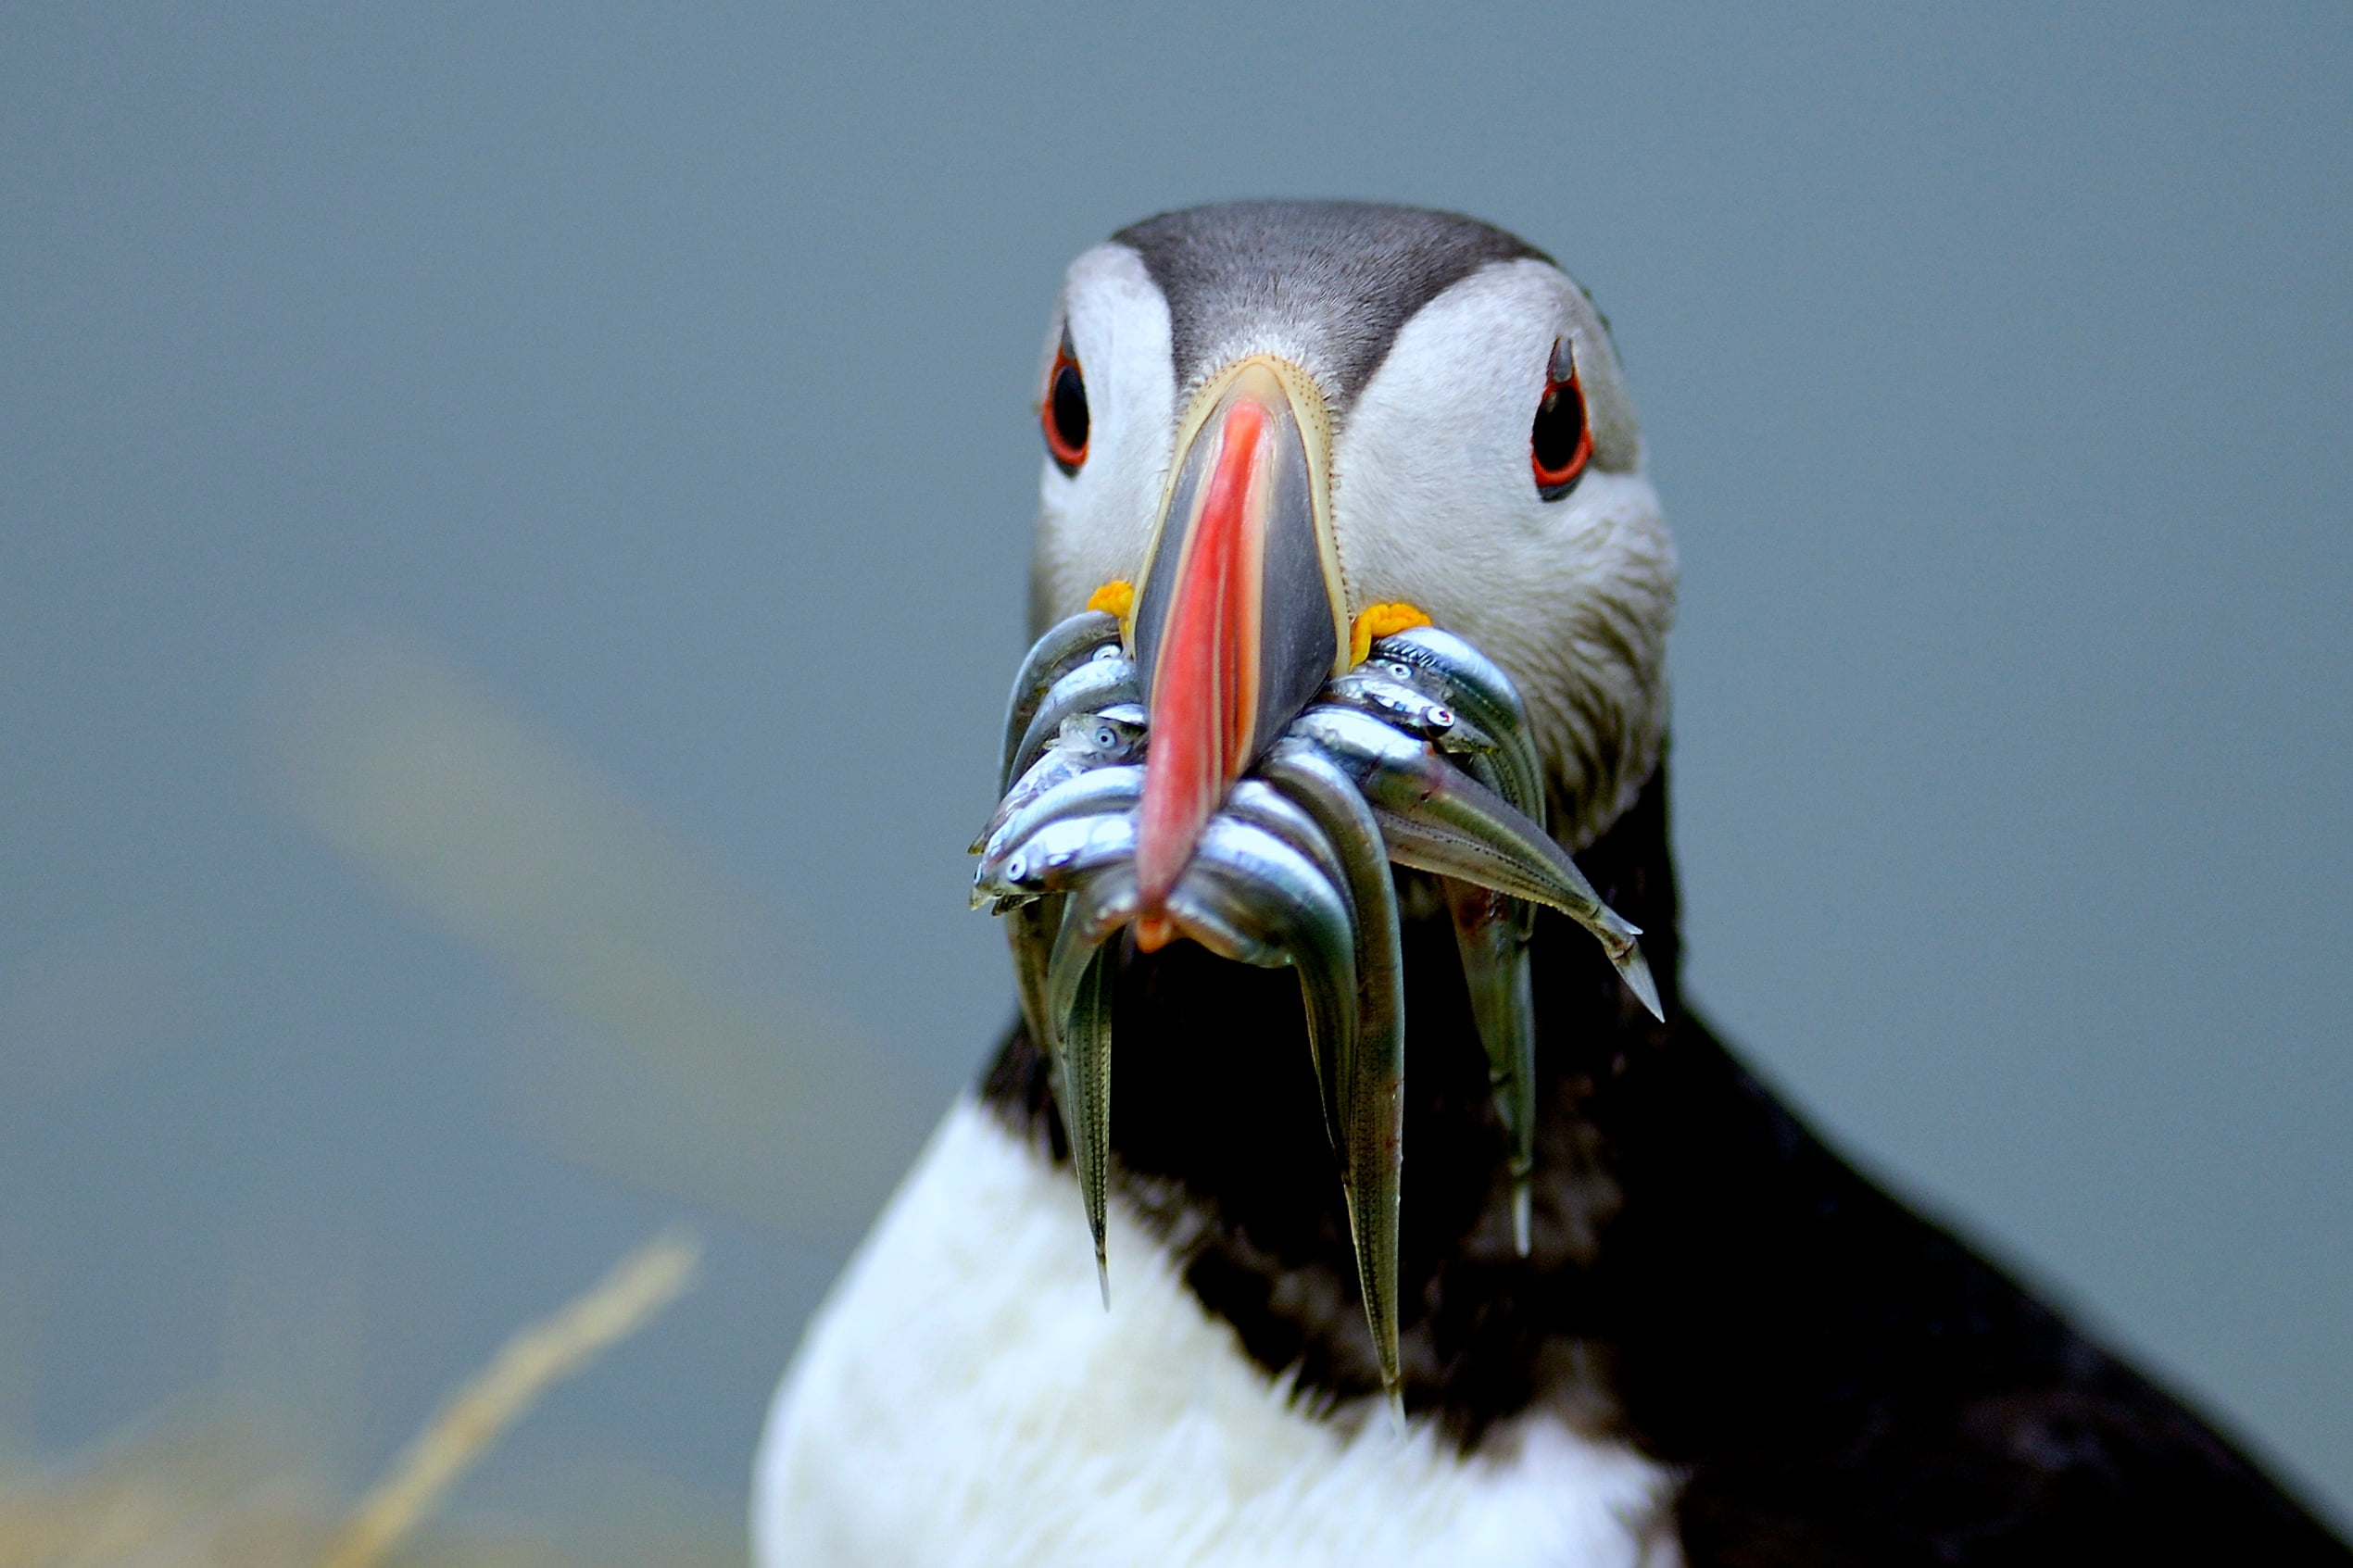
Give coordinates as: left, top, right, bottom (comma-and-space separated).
1057, 937, 1119, 1307
1284, 705, 1662, 1022
998, 609, 1120, 788
1166, 818, 1358, 1011
975, 764, 1145, 881
1031, 819, 1356, 1314
1368, 626, 1543, 824
1331, 666, 1517, 784
1002, 891, 1063, 1061
972, 704, 1147, 854
974, 810, 1139, 902
1358, 650, 1541, 963
1007, 652, 1139, 788
1369, 624, 1527, 739
1143, 817, 1365, 1340
1215, 777, 1357, 1142
1360, 654, 1537, 1235
1260, 737, 1408, 1404
1223, 779, 1353, 909
1040, 867, 1143, 1306
1444, 745, 1537, 944
1324, 669, 1460, 745
1441, 875, 1537, 1255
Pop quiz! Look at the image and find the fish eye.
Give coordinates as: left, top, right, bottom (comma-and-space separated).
1531, 337, 1592, 500
1043, 332, 1089, 475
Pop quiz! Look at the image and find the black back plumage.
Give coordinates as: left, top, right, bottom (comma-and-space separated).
982, 759, 2351, 1564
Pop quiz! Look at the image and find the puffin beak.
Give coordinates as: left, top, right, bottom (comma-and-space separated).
1128, 357, 1348, 950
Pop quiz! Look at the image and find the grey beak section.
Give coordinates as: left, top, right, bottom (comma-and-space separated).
1130, 358, 1346, 771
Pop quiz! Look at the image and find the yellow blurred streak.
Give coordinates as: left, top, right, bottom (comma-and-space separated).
0, 1408, 739, 1568
323, 1231, 699, 1568
262, 631, 928, 1244
0, 1413, 332, 1568
0, 1241, 734, 1568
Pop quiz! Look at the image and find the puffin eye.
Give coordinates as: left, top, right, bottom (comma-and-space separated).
1043, 334, 1089, 475
1531, 338, 1592, 500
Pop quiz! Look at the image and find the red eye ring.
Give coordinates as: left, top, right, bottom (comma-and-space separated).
1531, 352, 1592, 500
1043, 338, 1089, 474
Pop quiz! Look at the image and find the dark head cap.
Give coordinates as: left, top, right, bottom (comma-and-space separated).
1111, 201, 1548, 413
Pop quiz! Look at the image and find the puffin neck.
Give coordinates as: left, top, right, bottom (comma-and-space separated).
980, 759, 1681, 1450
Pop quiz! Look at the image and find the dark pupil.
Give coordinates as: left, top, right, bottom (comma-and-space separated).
1051, 363, 1089, 453
1531, 382, 1583, 473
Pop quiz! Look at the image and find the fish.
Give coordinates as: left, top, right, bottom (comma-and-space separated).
996, 608, 1121, 788
1006, 652, 1138, 789
972, 703, 1148, 854
974, 764, 1145, 877
1368, 626, 1543, 824
1283, 704, 1661, 1021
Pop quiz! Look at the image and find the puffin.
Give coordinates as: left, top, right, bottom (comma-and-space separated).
752, 201, 2351, 1567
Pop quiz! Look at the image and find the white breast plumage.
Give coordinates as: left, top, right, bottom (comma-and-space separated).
753, 1099, 1682, 1568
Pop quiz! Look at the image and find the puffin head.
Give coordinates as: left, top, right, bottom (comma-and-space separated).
1028, 201, 1677, 873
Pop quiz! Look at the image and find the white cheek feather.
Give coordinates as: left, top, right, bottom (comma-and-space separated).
754, 1099, 1682, 1568
1030, 245, 1178, 634
1334, 263, 1677, 848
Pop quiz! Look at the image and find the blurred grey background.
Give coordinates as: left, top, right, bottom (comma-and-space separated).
2, 0, 2347, 1552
